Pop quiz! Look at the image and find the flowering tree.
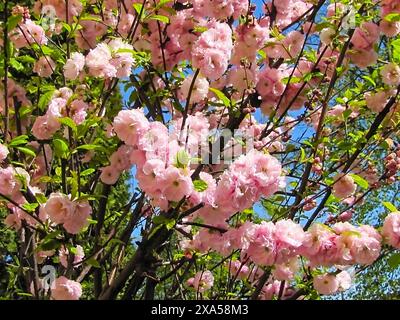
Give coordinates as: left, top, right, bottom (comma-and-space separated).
1, 0, 400, 300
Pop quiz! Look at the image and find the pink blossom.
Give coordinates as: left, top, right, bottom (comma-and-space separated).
178, 75, 209, 104
43, 193, 75, 225
313, 273, 339, 295
161, 166, 193, 202
0, 166, 22, 198
192, 270, 214, 293
189, 172, 216, 206
320, 28, 336, 46
339, 210, 353, 222
108, 38, 135, 78
36, 250, 55, 264
300, 223, 339, 267
32, 114, 61, 140
351, 22, 380, 50
365, 91, 391, 113
100, 165, 120, 185
192, 22, 232, 80
382, 212, 400, 248
380, 19, 400, 37
113, 109, 149, 146
51, 276, 82, 300
272, 257, 299, 281
10, 19, 47, 49
227, 260, 249, 280
348, 48, 378, 68
64, 52, 85, 80
337, 270, 352, 291
70, 99, 88, 124
63, 201, 92, 234
0, 144, 9, 162
33, 56, 56, 78
138, 159, 166, 192
381, 63, 400, 86
110, 145, 132, 172
244, 221, 277, 266
275, 219, 305, 248
85, 43, 117, 78
332, 174, 356, 199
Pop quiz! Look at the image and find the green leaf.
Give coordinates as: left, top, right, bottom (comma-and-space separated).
193, 179, 208, 192
80, 15, 102, 22
362, 75, 376, 87
17, 55, 36, 64
41, 231, 62, 244
209, 88, 230, 108
133, 3, 144, 15
148, 14, 170, 23
382, 201, 398, 212
81, 168, 95, 176
75, 144, 104, 152
40, 239, 61, 251
388, 253, 400, 269
16, 146, 36, 158
62, 22, 72, 33
7, 14, 22, 30
19, 105, 33, 117
337, 141, 353, 151
343, 109, 353, 120
22, 203, 39, 212
67, 245, 78, 255
58, 117, 77, 135
53, 138, 69, 159
300, 147, 306, 163
257, 49, 266, 60
38, 89, 55, 111
8, 135, 29, 147
9, 58, 24, 71
35, 193, 47, 204
350, 174, 369, 190
155, 0, 172, 9
175, 149, 190, 168
86, 258, 101, 268
282, 76, 302, 85
152, 215, 176, 230
392, 39, 400, 62
385, 13, 400, 23
193, 25, 208, 33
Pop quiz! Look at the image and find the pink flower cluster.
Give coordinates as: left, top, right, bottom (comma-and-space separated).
191, 22, 233, 80
349, 22, 379, 68
231, 21, 269, 65
64, 39, 134, 80
51, 276, 82, 300
214, 149, 283, 218
33, 56, 56, 78
332, 174, 357, 200
235, 220, 304, 268
313, 270, 352, 295
32, 88, 89, 140
187, 270, 214, 293
191, 0, 248, 20
33, 0, 83, 23
183, 219, 383, 280
266, 0, 312, 29
301, 222, 381, 267
41, 192, 92, 234
382, 212, 400, 248
9, 18, 47, 49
